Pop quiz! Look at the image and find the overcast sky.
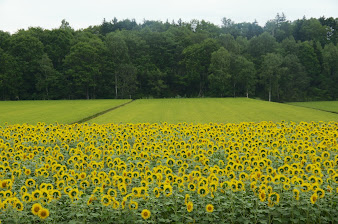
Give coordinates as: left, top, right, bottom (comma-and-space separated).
0, 0, 337, 34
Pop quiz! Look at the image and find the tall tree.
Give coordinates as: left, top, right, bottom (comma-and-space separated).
0, 48, 22, 100
115, 64, 138, 99
248, 32, 278, 59
105, 32, 129, 98
64, 38, 104, 99
36, 53, 58, 99
43, 28, 74, 71
208, 47, 231, 96
319, 16, 338, 45
297, 41, 322, 99
232, 55, 256, 98
322, 43, 338, 99
218, 34, 240, 54
279, 54, 309, 101
9, 31, 44, 99
260, 53, 283, 101
181, 39, 219, 96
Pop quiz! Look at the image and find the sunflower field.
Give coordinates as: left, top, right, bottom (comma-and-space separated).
0, 121, 337, 223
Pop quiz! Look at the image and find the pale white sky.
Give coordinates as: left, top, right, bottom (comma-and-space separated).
0, 0, 337, 34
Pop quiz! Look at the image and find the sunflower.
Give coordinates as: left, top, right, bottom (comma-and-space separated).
129, 200, 138, 210
310, 193, 318, 204
14, 200, 24, 211
107, 189, 117, 198
32, 190, 41, 201
87, 195, 97, 206
153, 187, 160, 198
186, 201, 193, 212
25, 178, 35, 188
268, 192, 280, 204
38, 208, 49, 220
141, 209, 151, 220
25, 169, 31, 176
32, 203, 42, 215
163, 185, 172, 197
259, 190, 266, 202
197, 186, 208, 197
51, 190, 61, 200
101, 195, 111, 206
230, 181, 237, 192
188, 183, 196, 191
283, 183, 291, 190
206, 204, 214, 213
22, 193, 32, 202
112, 199, 120, 209
237, 181, 245, 191
119, 185, 127, 195
293, 189, 300, 200
80, 180, 89, 189
301, 183, 312, 192
68, 188, 79, 199
315, 188, 325, 199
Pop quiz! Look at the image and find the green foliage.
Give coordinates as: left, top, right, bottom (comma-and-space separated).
0, 15, 337, 101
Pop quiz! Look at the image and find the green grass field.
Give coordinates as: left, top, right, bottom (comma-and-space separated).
287, 101, 338, 113
0, 99, 131, 125
90, 98, 338, 124
1, 98, 337, 125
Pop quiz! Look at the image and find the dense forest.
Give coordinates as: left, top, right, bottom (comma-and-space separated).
0, 14, 337, 101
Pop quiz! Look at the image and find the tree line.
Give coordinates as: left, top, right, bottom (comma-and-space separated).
0, 14, 337, 101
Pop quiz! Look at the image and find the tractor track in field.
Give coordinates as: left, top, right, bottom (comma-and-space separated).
71, 99, 135, 124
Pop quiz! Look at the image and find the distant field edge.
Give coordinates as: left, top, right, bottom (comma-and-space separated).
71, 99, 135, 124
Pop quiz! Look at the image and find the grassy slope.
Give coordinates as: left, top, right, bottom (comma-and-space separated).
287, 101, 338, 113
90, 98, 338, 124
0, 99, 131, 125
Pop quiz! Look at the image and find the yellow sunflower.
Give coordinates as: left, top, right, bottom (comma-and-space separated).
259, 190, 266, 202
14, 200, 24, 211
163, 185, 172, 197
25, 178, 36, 188
153, 187, 160, 198
87, 195, 97, 206
141, 209, 151, 220
129, 200, 138, 210
206, 204, 214, 213
101, 195, 111, 206
38, 208, 49, 220
310, 193, 318, 204
187, 201, 193, 213
32, 203, 42, 215
197, 186, 209, 197
293, 189, 300, 201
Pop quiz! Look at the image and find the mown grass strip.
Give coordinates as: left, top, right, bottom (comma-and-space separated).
287, 101, 338, 114
72, 100, 135, 124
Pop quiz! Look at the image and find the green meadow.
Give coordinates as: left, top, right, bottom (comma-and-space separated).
1, 98, 337, 125
89, 98, 338, 124
0, 99, 131, 125
288, 101, 338, 113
